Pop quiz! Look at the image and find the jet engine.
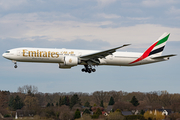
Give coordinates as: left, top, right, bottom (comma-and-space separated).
64, 56, 79, 65
59, 56, 80, 69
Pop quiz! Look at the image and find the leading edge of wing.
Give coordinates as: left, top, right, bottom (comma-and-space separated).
80, 44, 131, 60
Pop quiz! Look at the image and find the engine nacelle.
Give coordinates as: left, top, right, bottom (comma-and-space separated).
64, 56, 78, 66
59, 56, 79, 69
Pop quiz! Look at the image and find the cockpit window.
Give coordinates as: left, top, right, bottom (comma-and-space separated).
6, 51, 10, 53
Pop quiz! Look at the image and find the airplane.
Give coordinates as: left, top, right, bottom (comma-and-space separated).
2, 32, 176, 73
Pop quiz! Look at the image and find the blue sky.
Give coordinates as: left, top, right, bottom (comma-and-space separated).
0, 0, 180, 93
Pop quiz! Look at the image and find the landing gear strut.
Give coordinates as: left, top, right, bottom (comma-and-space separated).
81, 65, 96, 73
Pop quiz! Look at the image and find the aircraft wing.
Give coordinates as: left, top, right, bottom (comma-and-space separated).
80, 44, 130, 61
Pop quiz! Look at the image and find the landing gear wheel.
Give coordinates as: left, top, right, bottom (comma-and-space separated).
82, 65, 96, 73
82, 68, 85, 72
14, 65, 17, 68
88, 69, 91, 73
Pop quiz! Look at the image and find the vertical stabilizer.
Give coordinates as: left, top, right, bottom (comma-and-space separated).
130, 32, 170, 64
148, 32, 170, 57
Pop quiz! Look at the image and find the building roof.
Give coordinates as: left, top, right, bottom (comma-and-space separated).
157, 109, 172, 114
106, 105, 113, 112
121, 111, 133, 116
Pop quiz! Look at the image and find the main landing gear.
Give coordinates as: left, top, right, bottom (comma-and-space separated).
13, 61, 17, 68
81, 65, 96, 73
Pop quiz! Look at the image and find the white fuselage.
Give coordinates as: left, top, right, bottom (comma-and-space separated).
2, 47, 166, 67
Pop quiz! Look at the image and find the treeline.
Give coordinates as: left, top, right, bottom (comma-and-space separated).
1, 85, 180, 119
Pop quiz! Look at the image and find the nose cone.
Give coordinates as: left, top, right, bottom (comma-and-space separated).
2, 53, 5, 58
2, 53, 8, 59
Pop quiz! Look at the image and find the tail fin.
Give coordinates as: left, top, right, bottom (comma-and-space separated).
130, 32, 170, 64
148, 32, 170, 57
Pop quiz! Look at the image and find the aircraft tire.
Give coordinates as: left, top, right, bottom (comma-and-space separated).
82, 68, 85, 72
88, 70, 91, 73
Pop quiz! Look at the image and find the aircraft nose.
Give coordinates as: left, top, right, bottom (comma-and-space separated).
2, 53, 6, 58
2, 53, 5, 57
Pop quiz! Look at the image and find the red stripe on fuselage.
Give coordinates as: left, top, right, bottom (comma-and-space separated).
130, 41, 158, 64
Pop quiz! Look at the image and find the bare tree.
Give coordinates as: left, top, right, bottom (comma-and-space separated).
144, 91, 160, 105
24, 96, 39, 109
92, 91, 108, 105
17, 85, 38, 94
0, 91, 9, 108
59, 105, 74, 120
113, 101, 133, 111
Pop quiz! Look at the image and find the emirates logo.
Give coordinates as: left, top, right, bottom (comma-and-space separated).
69, 59, 72, 63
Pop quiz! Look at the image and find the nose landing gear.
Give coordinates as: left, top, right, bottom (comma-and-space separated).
81, 65, 96, 73
12, 61, 17, 68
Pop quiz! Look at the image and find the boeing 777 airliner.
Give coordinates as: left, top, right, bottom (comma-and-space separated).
2, 32, 176, 73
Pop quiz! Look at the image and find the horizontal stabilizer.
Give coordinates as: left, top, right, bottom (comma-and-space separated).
151, 54, 176, 59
